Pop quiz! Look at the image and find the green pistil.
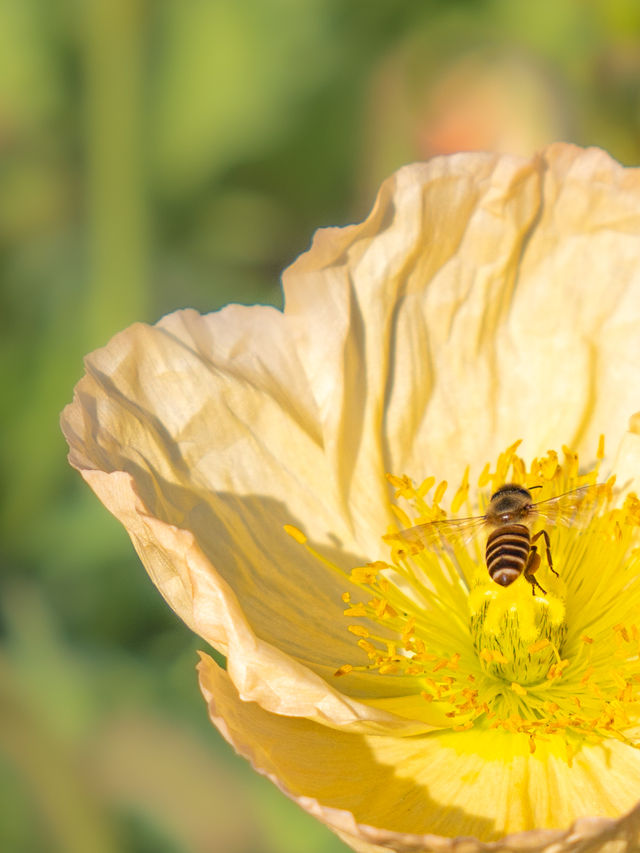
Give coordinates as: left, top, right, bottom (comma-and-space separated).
469, 575, 567, 685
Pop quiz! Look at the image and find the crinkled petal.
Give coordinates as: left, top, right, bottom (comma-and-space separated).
61, 310, 421, 729
284, 145, 640, 530
198, 653, 640, 852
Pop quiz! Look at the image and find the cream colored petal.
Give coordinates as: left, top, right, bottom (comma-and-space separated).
284, 145, 640, 522
62, 309, 424, 728
498, 145, 640, 470
65, 308, 332, 526
199, 653, 640, 852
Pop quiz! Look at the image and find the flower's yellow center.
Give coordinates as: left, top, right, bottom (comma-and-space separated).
287, 439, 640, 762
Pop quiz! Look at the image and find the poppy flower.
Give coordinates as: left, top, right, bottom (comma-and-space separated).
62, 144, 640, 851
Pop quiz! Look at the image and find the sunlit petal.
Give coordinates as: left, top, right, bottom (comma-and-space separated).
199, 653, 640, 852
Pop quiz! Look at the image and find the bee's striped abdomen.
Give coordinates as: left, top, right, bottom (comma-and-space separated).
486, 523, 530, 587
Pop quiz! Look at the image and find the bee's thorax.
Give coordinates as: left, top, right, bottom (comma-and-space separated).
486, 483, 533, 527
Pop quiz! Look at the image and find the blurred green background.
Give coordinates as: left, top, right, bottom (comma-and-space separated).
1, 1, 640, 851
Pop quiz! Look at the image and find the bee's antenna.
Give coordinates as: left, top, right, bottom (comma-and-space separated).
528, 484, 543, 491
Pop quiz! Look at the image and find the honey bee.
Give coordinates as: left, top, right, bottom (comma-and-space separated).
386, 483, 605, 595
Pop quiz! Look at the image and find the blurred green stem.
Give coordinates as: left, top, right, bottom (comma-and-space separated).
84, 0, 149, 345
1, 0, 150, 544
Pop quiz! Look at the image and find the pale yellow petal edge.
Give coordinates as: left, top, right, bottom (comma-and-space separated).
198, 654, 640, 853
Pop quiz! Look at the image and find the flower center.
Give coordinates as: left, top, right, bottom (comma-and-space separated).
287, 439, 640, 760
468, 579, 567, 686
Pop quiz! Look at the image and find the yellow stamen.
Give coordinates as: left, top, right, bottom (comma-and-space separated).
451, 467, 470, 514
434, 480, 448, 505
288, 439, 640, 759
348, 625, 370, 638
283, 524, 307, 544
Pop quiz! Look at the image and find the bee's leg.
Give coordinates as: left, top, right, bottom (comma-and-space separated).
524, 546, 547, 596
531, 529, 558, 577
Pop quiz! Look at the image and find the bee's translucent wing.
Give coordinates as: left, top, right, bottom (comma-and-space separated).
384, 515, 486, 555
531, 484, 607, 529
